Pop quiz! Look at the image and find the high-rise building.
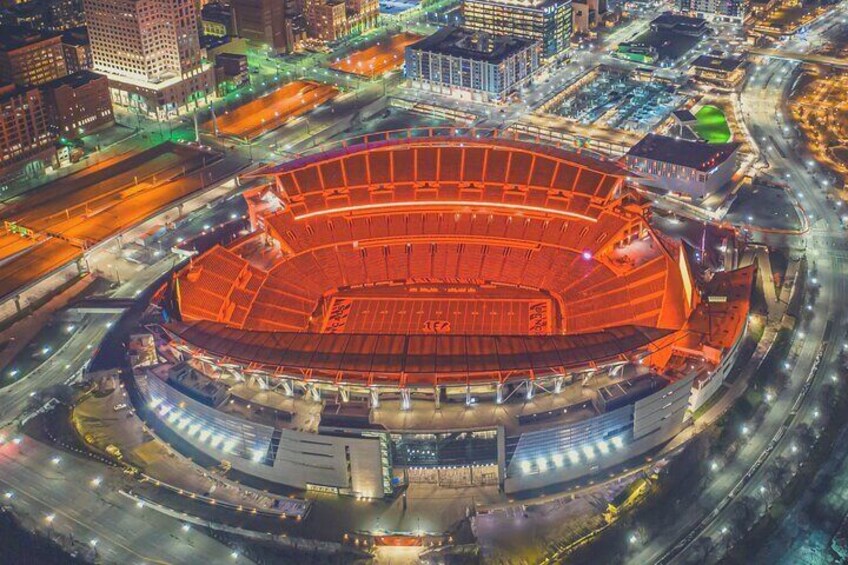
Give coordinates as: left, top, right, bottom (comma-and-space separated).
572, 0, 607, 34
41, 70, 114, 138
0, 26, 68, 87
0, 82, 56, 177
462, 0, 572, 58
83, 0, 216, 118
230, 0, 296, 53
676, 0, 745, 23
405, 27, 540, 103
304, 0, 378, 42
61, 27, 92, 74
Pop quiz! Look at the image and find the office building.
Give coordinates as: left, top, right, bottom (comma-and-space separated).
624, 133, 741, 198
572, 0, 607, 34
201, 2, 233, 37
677, 0, 745, 22
462, 0, 572, 58
83, 0, 216, 118
0, 82, 56, 177
405, 27, 540, 103
41, 70, 114, 138
304, 0, 378, 42
61, 27, 92, 74
230, 0, 299, 53
0, 26, 68, 87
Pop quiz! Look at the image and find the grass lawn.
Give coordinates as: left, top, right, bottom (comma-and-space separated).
694, 105, 732, 144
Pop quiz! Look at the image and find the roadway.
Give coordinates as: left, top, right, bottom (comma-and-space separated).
627, 5, 848, 563
0, 436, 238, 564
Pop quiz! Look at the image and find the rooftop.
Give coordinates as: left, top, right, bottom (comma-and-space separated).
40, 70, 106, 90
61, 26, 89, 47
692, 54, 744, 73
626, 133, 740, 172
650, 12, 710, 35
165, 321, 674, 386
0, 25, 61, 51
408, 26, 538, 63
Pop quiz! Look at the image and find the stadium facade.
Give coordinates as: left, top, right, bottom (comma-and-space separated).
132, 135, 753, 497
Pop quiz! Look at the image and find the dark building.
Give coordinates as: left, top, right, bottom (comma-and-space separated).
41, 70, 113, 138
61, 27, 92, 74
0, 25, 68, 87
215, 52, 249, 94
690, 54, 745, 87
0, 81, 56, 177
230, 0, 297, 53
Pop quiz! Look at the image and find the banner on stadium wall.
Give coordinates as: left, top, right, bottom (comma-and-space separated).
528, 301, 549, 335
323, 298, 352, 333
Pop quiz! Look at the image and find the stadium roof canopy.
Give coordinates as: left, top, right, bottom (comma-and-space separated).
165, 321, 673, 386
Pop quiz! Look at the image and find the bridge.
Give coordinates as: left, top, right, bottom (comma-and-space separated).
751, 48, 848, 69
68, 298, 139, 314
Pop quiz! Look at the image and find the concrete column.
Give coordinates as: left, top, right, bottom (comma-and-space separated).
496, 383, 504, 405
400, 388, 411, 411
525, 380, 535, 400
282, 379, 294, 397
465, 386, 472, 406
433, 386, 440, 409
309, 384, 321, 402
554, 376, 564, 394
370, 388, 380, 409
339, 386, 349, 403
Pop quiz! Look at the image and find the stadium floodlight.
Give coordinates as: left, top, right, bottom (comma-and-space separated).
582, 445, 595, 460
536, 457, 548, 472
552, 453, 564, 468
611, 436, 624, 449
520, 460, 532, 474
597, 440, 610, 455
568, 450, 580, 465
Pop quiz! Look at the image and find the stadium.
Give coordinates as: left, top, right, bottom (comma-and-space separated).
131, 134, 754, 497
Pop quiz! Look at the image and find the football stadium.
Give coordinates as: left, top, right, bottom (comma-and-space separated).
132, 135, 753, 497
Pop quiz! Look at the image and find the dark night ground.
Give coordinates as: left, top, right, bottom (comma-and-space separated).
0, 509, 84, 564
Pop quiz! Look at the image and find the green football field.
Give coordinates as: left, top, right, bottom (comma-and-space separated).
694, 105, 732, 144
